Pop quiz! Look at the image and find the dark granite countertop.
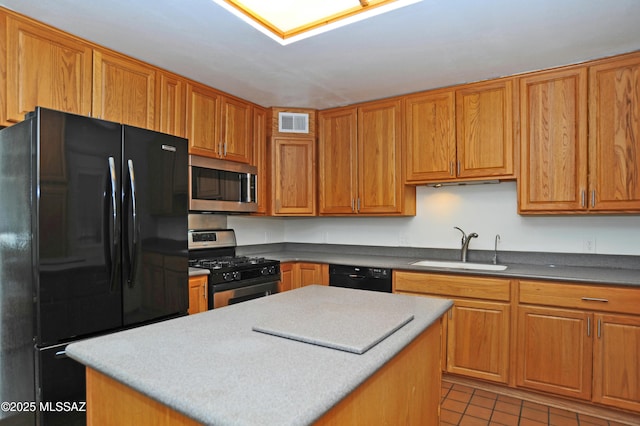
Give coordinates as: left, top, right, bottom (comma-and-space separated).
236, 243, 640, 287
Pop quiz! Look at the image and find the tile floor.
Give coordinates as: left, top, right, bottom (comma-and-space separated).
440, 381, 632, 426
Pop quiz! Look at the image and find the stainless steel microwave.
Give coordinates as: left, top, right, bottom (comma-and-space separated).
189, 155, 257, 213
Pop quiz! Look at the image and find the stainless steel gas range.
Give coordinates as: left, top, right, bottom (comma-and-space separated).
188, 229, 281, 309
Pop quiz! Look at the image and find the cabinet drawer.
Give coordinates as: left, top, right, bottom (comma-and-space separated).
519, 280, 640, 315
394, 271, 511, 301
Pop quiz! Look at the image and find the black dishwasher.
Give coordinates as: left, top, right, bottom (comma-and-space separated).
329, 264, 392, 293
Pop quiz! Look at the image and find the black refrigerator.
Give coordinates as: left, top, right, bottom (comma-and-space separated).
0, 107, 189, 425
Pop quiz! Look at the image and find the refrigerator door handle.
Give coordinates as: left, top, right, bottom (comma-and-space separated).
107, 157, 119, 292
127, 159, 140, 288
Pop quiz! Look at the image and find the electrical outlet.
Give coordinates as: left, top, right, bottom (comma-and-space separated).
583, 237, 596, 253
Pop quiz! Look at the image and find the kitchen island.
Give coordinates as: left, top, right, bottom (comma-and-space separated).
66, 285, 452, 425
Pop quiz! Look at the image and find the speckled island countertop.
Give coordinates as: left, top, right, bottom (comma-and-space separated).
66, 285, 453, 426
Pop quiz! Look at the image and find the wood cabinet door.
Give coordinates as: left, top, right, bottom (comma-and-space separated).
252, 106, 269, 215
92, 50, 155, 129
404, 90, 456, 182
188, 275, 208, 315
516, 305, 592, 400
357, 98, 403, 214
270, 137, 316, 216
298, 263, 329, 286
519, 67, 588, 213
278, 262, 294, 292
6, 15, 92, 122
456, 79, 515, 179
447, 299, 510, 384
186, 82, 222, 157
589, 53, 640, 211
592, 313, 640, 412
156, 71, 186, 138
318, 107, 358, 214
220, 96, 252, 163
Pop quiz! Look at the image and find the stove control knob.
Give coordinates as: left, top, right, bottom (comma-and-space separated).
233, 271, 241, 280
260, 267, 269, 276
269, 266, 277, 275
222, 272, 234, 281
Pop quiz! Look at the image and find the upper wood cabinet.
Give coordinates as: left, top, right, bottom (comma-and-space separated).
588, 53, 640, 212
267, 108, 317, 216
455, 78, 515, 180
405, 79, 515, 184
186, 81, 221, 156
186, 81, 252, 163
220, 96, 252, 163
318, 106, 358, 214
518, 66, 588, 213
404, 89, 456, 182
519, 52, 640, 214
92, 49, 156, 129
155, 71, 186, 138
270, 137, 316, 215
318, 99, 415, 215
5, 14, 92, 123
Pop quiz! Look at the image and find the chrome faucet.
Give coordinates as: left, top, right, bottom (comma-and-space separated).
454, 227, 478, 262
493, 234, 501, 265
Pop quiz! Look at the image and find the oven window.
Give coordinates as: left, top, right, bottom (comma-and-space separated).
192, 167, 243, 202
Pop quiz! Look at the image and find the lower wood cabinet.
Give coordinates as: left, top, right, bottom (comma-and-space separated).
188, 275, 208, 315
279, 262, 328, 292
592, 313, 640, 412
517, 280, 640, 412
516, 305, 593, 400
393, 271, 511, 384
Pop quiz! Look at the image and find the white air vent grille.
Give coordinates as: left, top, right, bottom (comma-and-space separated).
278, 112, 309, 133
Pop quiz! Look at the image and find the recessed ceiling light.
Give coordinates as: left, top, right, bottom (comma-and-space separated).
212, 0, 423, 45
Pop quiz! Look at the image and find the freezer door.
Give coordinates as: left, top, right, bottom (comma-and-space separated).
36, 343, 86, 426
122, 126, 188, 326
36, 108, 123, 346
0, 119, 36, 424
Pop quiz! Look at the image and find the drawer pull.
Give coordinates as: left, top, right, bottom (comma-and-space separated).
581, 297, 608, 303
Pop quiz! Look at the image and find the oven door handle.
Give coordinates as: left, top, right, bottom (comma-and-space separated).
213, 281, 279, 309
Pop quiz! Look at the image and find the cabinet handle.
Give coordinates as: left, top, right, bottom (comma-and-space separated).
457, 160, 461, 176
448, 309, 452, 319
224, 142, 228, 156
450, 162, 454, 176
581, 297, 609, 303
587, 317, 591, 337
597, 318, 602, 338
357, 198, 361, 212
351, 199, 355, 212
591, 190, 596, 208
581, 190, 586, 208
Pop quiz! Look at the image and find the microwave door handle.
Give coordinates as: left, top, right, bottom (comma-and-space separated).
246, 173, 252, 203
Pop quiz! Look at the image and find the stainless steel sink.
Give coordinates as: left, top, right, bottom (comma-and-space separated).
410, 260, 508, 271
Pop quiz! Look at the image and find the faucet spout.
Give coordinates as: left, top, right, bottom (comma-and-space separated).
454, 227, 478, 262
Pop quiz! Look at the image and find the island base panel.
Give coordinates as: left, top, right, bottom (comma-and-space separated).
314, 319, 442, 426
85, 369, 201, 426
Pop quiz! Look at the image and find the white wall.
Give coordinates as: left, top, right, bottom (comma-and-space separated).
229, 182, 640, 256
